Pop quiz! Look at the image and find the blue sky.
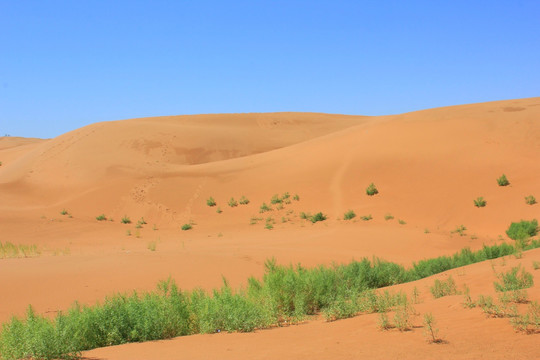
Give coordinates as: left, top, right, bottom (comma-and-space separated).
1, 1, 539, 138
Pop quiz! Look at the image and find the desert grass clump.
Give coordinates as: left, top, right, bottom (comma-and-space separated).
216, 207, 222, 214
398, 219, 406, 225
384, 214, 394, 221
121, 216, 131, 224
293, 194, 300, 201
343, 210, 356, 220
366, 183, 378, 196
228, 197, 238, 207
525, 195, 537, 205
533, 261, 540, 270
474, 197, 487, 207
360, 214, 372, 221
430, 276, 458, 298
497, 174, 510, 186
239, 196, 250, 205
259, 202, 272, 213
309, 212, 327, 223
494, 266, 534, 292
270, 194, 282, 205
181, 224, 192, 231
506, 219, 538, 241
96, 214, 107, 221
423, 313, 443, 343
206, 197, 217, 207
0, 242, 40, 259
250, 217, 263, 225
147, 241, 157, 251
452, 225, 467, 236
60, 209, 69, 216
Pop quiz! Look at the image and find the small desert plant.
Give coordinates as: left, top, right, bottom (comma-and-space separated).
423, 313, 442, 343
250, 217, 263, 225
299, 212, 309, 220
136, 223, 143, 229
259, 202, 272, 213
147, 241, 157, 251
121, 216, 131, 224
206, 197, 217, 207
497, 174, 510, 186
506, 219, 538, 240
533, 261, 540, 270
310, 212, 327, 223
462, 285, 475, 308
474, 197, 487, 207
398, 219, 406, 225
366, 183, 378, 196
360, 214, 372, 221
494, 266, 534, 292
377, 312, 392, 330
270, 194, 282, 204
216, 207, 222, 214
411, 287, 420, 304
181, 224, 192, 231
393, 306, 411, 331
293, 194, 300, 201
424, 228, 430, 234
525, 195, 537, 205
239, 196, 250, 205
60, 209, 69, 215
126, 229, 131, 236
138, 217, 147, 225
384, 214, 394, 221
452, 225, 467, 236
430, 276, 458, 298
343, 210, 356, 220
228, 197, 238, 207
96, 214, 107, 221
265, 222, 274, 230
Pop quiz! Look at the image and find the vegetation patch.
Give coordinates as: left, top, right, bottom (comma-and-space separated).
206, 197, 217, 207
259, 203, 272, 213
366, 183, 378, 196
360, 214, 373, 221
494, 266, 534, 292
96, 214, 107, 221
473, 197, 486, 207
181, 224, 192, 231
430, 276, 458, 298
0, 242, 40, 259
239, 196, 250, 205
228, 198, 238, 207
497, 174, 510, 186
343, 210, 356, 220
525, 195, 537, 205
121, 216, 131, 224
506, 219, 538, 240
309, 212, 327, 223
2, 241, 540, 358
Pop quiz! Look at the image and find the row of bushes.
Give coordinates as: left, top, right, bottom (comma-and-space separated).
1, 240, 539, 359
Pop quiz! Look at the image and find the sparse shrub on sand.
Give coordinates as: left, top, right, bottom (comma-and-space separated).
533, 261, 540, 270
497, 174, 510, 186
96, 214, 107, 221
0, 242, 40, 259
181, 224, 192, 231
430, 276, 458, 298
366, 183, 378, 196
309, 212, 327, 223
239, 196, 250, 205
259, 203, 272, 213
147, 241, 157, 251
293, 194, 300, 201
474, 197, 487, 207
121, 216, 131, 224
494, 266, 534, 292
525, 195, 537, 205
360, 214, 372, 221
452, 225, 467, 236
216, 207, 222, 214
384, 214, 394, 221
423, 313, 443, 343
270, 194, 282, 205
228, 197, 238, 207
60, 209, 69, 216
343, 210, 356, 220
206, 197, 216, 207
398, 219, 406, 225
506, 219, 538, 241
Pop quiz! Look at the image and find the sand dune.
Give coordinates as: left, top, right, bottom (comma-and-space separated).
0, 97, 539, 358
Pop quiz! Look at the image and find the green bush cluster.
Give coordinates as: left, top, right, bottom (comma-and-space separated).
2, 241, 540, 358
506, 219, 538, 241
430, 276, 458, 298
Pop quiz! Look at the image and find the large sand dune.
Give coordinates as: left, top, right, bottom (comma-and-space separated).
0, 97, 539, 358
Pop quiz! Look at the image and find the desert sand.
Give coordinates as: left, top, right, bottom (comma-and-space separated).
1, 98, 539, 358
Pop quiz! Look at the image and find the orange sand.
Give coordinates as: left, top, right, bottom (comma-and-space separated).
1, 98, 539, 358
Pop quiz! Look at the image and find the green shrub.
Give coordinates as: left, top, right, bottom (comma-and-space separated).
206, 197, 216, 207
96, 214, 107, 221
384, 214, 394, 221
398, 219, 406, 225
310, 212, 327, 223
366, 183, 378, 196
497, 174, 510, 186
430, 276, 458, 298
360, 214, 372, 221
228, 198, 238, 207
525, 195, 537, 205
181, 224, 192, 231
452, 225, 467, 236
60, 209, 69, 216
343, 210, 356, 220
293, 194, 300, 201
239, 196, 250, 205
121, 216, 131, 224
216, 207, 222, 214
147, 241, 157, 251
423, 313, 442, 343
506, 219, 538, 240
259, 203, 272, 213
474, 197, 486, 207
494, 266, 534, 292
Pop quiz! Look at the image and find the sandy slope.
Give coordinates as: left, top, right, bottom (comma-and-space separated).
1, 98, 539, 358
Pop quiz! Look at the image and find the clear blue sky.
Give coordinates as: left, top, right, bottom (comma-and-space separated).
1, 1, 539, 138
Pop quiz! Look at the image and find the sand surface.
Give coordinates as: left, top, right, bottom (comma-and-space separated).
1, 98, 539, 358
